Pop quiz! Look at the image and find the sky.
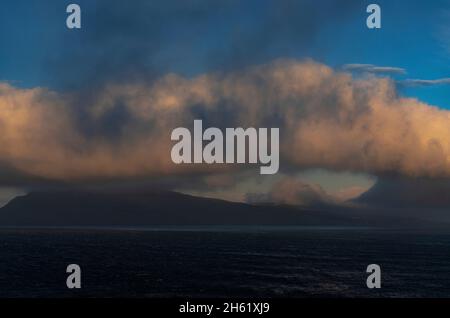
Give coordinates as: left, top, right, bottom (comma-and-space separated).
0, 0, 449, 206
1, 0, 449, 107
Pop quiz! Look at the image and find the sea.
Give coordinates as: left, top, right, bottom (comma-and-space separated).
0, 226, 449, 298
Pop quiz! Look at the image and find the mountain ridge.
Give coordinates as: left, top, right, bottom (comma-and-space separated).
0, 189, 360, 227
0, 188, 447, 229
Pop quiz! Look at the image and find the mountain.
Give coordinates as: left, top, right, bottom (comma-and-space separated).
0, 188, 446, 228
357, 177, 450, 209
0, 189, 366, 228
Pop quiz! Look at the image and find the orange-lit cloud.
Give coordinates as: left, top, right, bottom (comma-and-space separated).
0, 59, 449, 184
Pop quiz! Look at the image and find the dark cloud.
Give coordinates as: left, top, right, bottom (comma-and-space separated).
206, 0, 362, 70
40, 0, 364, 143
47, 0, 239, 89
46, 0, 362, 90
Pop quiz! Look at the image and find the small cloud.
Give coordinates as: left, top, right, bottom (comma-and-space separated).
246, 177, 336, 207
0, 187, 25, 208
332, 186, 371, 201
399, 78, 450, 87
342, 63, 406, 75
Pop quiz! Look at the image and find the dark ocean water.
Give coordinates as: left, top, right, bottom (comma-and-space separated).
0, 227, 449, 298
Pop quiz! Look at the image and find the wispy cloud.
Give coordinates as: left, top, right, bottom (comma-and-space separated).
344, 64, 450, 88
399, 78, 450, 87
342, 64, 406, 75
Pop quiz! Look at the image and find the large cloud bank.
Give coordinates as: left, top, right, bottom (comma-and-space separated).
0, 59, 449, 184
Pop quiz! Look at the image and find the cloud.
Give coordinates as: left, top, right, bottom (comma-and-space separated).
51, 0, 243, 88
246, 177, 335, 207
1, 59, 450, 187
341, 64, 450, 88
342, 64, 406, 75
246, 177, 371, 206
332, 186, 371, 201
45, 0, 362, 89
0, 187, 25, 208
0, 83, 181, 183
399, 78, 450, 87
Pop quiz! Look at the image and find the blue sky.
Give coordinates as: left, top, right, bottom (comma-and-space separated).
0, 0, 450, 108
1, 0, 449, 108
